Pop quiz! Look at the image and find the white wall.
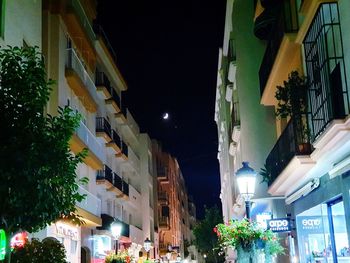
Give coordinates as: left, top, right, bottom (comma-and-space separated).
0, 0, 42, 48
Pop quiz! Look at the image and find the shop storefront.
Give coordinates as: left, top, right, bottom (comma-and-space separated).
47, 221, 81, 263
292, 170, 350, 263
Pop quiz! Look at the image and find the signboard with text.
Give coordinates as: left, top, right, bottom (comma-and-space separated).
267, 218, 291, 232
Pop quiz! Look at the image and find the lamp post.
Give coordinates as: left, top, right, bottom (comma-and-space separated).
236, 162, 257, 219
144, 237, 151, 260
111, 221, 122, 255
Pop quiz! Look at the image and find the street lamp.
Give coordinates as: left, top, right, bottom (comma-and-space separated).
236, 162, 257, 219
144, 237, 151, 260
111, 221, 122, 254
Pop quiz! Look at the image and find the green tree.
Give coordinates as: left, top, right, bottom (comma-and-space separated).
193, 206, 225, 263
0, 46, 86, 261
12, 238, 67, 263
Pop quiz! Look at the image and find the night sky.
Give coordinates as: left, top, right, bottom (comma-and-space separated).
97, 0, 226, 218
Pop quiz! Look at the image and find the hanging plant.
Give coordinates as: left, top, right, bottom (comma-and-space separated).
214, 219, 284, 263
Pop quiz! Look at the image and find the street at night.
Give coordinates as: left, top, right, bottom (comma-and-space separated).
1, 0, 350, 263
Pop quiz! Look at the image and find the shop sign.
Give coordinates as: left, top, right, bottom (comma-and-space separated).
299, 217, 322, 230
267, 218, 291, 232
0, 229, 6, 260
54, 223, 78, 241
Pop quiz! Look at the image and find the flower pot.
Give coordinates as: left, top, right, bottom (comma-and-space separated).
298, 142, 311, 154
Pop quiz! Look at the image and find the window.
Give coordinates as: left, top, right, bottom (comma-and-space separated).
296, 198, 349, 262
303, 3, 349, 141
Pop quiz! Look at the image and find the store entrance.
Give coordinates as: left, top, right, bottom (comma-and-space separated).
296, 198, 350, 263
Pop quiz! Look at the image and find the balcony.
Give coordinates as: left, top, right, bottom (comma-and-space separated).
116, 104, 127, 124
158, 192, 168, 205
126, 146, 140, 173
65, 48, 98, 112
96, 71, 121, 113
267, 118, 315, 196
159, 216, 170, 230
106, 129, 122, 154
130, 224, 143, 245
93, 23, 118, 67
117, 141, 128, 160
66, 0, 96, 44
71, 121, 105, 170
76, 185, 102, 226
122, 181, 129, 197
257, 0, 299, 104
96, 165, 114, 188
96, 117, 112, 142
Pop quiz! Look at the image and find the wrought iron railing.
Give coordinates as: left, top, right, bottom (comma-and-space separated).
96, 117, 112, 139
97, 165, 113, 184
258, 0, 299, 95
113, 172, 123, 192
303, 2, 349, 142
122, 181, 129, 196
95, 71, 111, 89
111, 129, 121, 148
266, 117, 312, 186
122, 141, 128, 157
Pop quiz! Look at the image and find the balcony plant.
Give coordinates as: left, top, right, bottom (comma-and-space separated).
275, 71, 311, 152
215, 219, 284, 263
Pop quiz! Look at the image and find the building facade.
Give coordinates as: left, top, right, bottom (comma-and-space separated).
217, 0, 350, 262
10, 0, 159, 262
153, 142, 194, 262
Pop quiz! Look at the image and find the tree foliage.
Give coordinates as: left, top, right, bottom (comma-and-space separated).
12, 238, 67, 263
0, 46, 86, 236
193, 206, 225, 263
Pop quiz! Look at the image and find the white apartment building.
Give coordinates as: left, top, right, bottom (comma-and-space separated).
1, 1, 157, 262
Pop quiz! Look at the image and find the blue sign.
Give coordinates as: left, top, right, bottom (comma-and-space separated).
267, 218, 291, 232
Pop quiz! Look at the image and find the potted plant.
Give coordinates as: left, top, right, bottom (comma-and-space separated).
259, 163, 271, 185
215, 219, 284, 263
275, 71, 311, 150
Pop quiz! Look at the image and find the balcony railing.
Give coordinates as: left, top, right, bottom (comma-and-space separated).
77, 185, 101, 217
266, 117, 312, 186
96, 165, 113, 184
303, 3, 349, 142
111, 129, 121, 148
76, 121, 105, 163
113, 172, 123, 192
93, 23, 118, 66
258, 0, 299, 95
66, 48, 98, 102
122, 181, 129, 196
68, 0, 96, 43
96, 117, 112, 139
122, 141, 128, 157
